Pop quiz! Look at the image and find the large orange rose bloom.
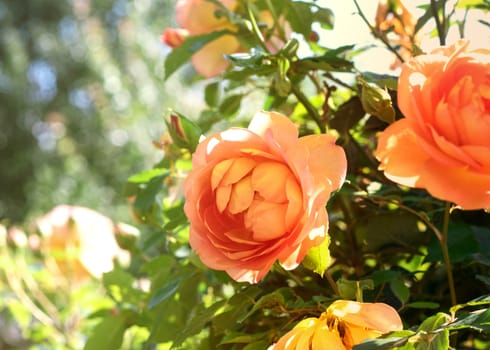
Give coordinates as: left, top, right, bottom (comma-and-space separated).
376, 40, 490, 210
184, 111, 347, 283
269, 300, 403, 349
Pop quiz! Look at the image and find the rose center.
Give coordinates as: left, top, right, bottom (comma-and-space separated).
211, 157, 302, 241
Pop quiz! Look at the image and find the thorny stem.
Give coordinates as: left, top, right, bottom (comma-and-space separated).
441, 202, 457, 305
352, 0, 405, 63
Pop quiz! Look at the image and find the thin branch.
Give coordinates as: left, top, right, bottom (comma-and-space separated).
291, 84, 326, 133
441, 202, 457, 305
352, 0, 405, 63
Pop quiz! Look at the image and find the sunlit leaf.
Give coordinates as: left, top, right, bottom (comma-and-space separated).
302, 235, 331, 276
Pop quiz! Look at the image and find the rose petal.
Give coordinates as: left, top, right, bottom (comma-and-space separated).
248, 111, 299, 152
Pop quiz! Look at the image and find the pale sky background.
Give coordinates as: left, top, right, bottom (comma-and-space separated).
320, 0, 489, 73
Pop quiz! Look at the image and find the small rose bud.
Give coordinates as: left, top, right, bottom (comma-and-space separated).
160, 28, 188, 48
165, 111, 202, 152
359, 78, 395, 124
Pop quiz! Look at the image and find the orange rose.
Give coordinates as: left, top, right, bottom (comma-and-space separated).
36, 205, 132, 283
184, 111, 346, 283
269, 300, 403, 349
161, 0, 241, 78
376, 40, 490, 210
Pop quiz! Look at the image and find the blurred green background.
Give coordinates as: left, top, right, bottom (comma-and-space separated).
0, 0, 183, 225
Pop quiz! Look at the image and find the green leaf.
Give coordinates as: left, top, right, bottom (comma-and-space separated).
225, 52, 268, 68
103, 267, 145, 305
284, 1, 314, 36
450, 294, 490, 315
219, 94, 243, 116
220, 331, 269, 345
172, 300, 227, 348
406, 302, 440, 310
84, 313, 129, 350
239, 290, 285, 322
204, 81, 220, 107
447, 307, 490, 332
164, 30, 233, 80
302, 235, 331, 276
361, 72, 398, 91
426, 222, 480, 263
148, 272, 195, 310
243, 340, 273, 350
355, 212, 426, 253
456, 0, 490, 9
353, 331, 416, 350
330, 96, 365, 136
418, 313, 450, 332
127, 168, 169, 184
390, 278, 410, 305
313, 7, 334, 29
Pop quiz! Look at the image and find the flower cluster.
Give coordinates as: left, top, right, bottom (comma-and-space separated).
269, 300, 403, 349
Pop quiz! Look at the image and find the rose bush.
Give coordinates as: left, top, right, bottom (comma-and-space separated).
184, 111, 347, 283
269, 300, 403, 349
376, 40, 490, 210
36, 205, 131, 283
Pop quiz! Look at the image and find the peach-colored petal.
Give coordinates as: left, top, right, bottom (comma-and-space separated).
245, 200, 288, 241
376, 118, 431, 187
297, 134, 347, 193
176, 0, 236, 34
228, 175, 254, 214
311, 327, 346, 350
248, 111, 299, 152
190, 34, 241, 78
328, 300, 403, 333
417, 162, 490, 210
251, 161, 291, 203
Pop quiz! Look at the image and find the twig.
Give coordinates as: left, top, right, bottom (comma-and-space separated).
440, 202, 457, 305
290, 84, 326, 133
352, 0, 405, 63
